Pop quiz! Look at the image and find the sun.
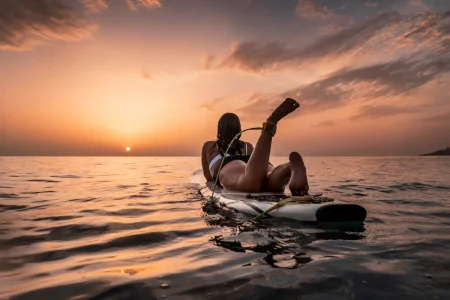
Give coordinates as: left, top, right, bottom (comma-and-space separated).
126, 147, 131, 152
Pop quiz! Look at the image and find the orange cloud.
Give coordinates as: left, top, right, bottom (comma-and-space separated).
200, 97, 225, 112
141, 70, 153, 80
82, 0, 162, 12
124, 0, 162, 11
82, 0, 108, 13
295, 0, 337, 20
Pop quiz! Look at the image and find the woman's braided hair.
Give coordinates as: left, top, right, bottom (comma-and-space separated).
215, 113, 243, 155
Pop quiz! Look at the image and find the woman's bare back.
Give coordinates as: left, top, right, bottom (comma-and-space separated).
201, 140, 253, 181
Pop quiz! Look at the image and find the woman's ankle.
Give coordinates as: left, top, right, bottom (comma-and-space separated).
262, 120, 277, 136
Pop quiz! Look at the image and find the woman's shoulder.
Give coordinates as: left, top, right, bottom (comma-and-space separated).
202, 141, 216, 150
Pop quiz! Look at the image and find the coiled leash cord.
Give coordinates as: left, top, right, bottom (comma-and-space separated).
209, 127, 262, 203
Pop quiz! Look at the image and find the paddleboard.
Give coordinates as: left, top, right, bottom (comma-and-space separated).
191, 169, 367, 223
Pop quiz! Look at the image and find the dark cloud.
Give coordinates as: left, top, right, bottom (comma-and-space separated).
363, 2, 378, 8
214, 9, 450, 74
350, 104, 422, 120
218, 42, 289, 73
235, 94, 302, 122
295, 57, 450, 109
0, 0, 162, 51
216, 12, 401, 73
0, 0, 95, 50
234, 55, 450, 121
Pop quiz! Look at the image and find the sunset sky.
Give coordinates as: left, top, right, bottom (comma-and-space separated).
1, 0, 449, 156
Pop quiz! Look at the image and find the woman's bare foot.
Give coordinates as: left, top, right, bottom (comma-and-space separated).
267, 98, 300, 124
288, 152, 309, 196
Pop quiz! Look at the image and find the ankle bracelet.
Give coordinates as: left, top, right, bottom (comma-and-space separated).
262, 121, 277, 136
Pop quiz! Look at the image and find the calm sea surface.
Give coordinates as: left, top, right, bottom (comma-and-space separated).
1, 156, 450, 300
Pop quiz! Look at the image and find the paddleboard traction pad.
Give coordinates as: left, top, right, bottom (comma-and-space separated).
242, 194, 335, 204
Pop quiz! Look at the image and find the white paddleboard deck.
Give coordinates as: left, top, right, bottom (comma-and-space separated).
191, 170, 367, 223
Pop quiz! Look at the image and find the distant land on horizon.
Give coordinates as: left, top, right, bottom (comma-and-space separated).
420, 148, 450, 156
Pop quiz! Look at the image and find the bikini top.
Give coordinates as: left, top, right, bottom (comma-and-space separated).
208, 142, 248, 177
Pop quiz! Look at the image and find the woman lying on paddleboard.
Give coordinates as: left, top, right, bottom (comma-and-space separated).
201, 98, 309, 196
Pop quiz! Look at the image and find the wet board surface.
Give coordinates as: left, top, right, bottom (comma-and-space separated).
190, 169, 367, 222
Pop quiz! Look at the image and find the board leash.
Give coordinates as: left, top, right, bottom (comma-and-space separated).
209, 127, 262, 204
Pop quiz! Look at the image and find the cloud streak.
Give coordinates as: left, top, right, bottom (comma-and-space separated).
215, 12, 401, 73
231, 54, 450, 121
350, 104, 422, 120
0, 0, 162, 51
124, 0, 162, 11
82, 0, 162, 12
295, 56, 450, 109
212, 9, 450, 74
0, 0, 96, 51
81, 0, 108, 13
201, 7, 450, 124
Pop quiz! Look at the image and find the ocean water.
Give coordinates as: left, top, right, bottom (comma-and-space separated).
1, 156, 450, 300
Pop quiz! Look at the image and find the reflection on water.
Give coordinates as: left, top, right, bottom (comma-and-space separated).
203, 198, 366, 270
0, 156, 450, 300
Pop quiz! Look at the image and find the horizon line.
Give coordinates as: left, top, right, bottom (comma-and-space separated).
0, 154, 441, 157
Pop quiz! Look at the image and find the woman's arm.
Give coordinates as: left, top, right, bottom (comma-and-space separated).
201, 142, 214, 181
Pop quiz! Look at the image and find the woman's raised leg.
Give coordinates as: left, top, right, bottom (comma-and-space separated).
219, 98, 300, 192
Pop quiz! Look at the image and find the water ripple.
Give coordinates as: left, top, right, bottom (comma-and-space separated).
1, 156, 449, 300
26, 179, 61, 183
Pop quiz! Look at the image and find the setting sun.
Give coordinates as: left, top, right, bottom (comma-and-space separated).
126, 147, 131, 152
